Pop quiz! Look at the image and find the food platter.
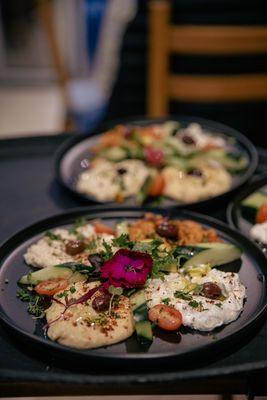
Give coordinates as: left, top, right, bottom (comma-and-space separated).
227, 174, 267, 252
0, 207, 266, 368
55, 116, 258, 209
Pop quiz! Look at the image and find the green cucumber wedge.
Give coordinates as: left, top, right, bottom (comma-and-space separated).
19, 266, 85, 285
182, 242, 241, 268
130, 289, 146, 311
135, 320, 153, 342
242, 191, 267, 210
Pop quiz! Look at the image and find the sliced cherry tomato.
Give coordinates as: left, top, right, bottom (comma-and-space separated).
256, 203, 267, 224
144, 146, 164, 167
35, 279, 69, 296
94, 221, 115, 235
148, 304, 182, 331
148, 174, 165, 197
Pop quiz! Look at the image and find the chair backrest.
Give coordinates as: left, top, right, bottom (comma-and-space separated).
148, 0, 267, 117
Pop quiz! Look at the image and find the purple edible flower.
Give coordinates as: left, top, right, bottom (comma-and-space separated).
100, 249, 153, 289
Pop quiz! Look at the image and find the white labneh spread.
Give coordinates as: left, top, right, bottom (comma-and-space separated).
146, 269, 246, 331
250, 221, 267, 244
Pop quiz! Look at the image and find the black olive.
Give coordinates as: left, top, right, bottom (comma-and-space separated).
156, 221, 178, 240
65, 240, 85, 255
117, 168, 127, 175
187, 168, 203, 177
88, 253, 103, 270
92, 293, 111, 312
182, 135, 196, 145
202, 282, 222, 299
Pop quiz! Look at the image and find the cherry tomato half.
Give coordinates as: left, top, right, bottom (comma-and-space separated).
35, 279, 69, 296
94, 222, 115, 235
256, 203, 267, 224
148, 174, 165, 197
144, 146, 164, 167
148, 304, 183, 331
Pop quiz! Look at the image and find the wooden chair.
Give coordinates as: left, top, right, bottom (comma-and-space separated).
148, 0, 267, 117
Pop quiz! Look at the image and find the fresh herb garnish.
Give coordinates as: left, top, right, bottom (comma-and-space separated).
27, 296, 46, 318
86, 238, 98, 251
101, 240, 113, 261
69, 218, 87, 235
192, 284, 203, 295
174, 291, 192, 301
215, 302, 222, 308
108, 285, 123, 314
112, 234, 134, 249
45, 231, 61, 240
57, 290, 69, 298
188, 300, 199, 308
17, 288, 47, 318
162, 298, 170, 305
17, 288, 31, 301
69, 286, 76, 294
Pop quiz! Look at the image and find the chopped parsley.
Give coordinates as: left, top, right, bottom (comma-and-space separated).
45, 231, 61, 240
69, 286, 76, 294
188, 300, 199, 308
57, 290, 69, 298
215, 302, 222, 308
162, 298, 170, 305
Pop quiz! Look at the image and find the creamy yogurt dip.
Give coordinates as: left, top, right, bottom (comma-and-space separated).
146, 269, 246, 331
250, 221, 267, 245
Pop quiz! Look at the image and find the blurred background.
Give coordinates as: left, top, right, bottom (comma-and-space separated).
1, 0, 267, 146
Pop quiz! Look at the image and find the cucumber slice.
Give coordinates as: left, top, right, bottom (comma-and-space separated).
164, 136, 195, 156
182, 243, 241, 268
135, 320, 153, 342
136, 174, 153, 204
19, 266, 85, 285
164, 156, 188, 170
190, 149, 248, 172
242, 191, 267, 210
134, 303, 149, 322
99, 146, 127, 161
130, 290, 146, 311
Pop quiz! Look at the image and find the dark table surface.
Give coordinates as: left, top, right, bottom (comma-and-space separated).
1, 134, 267, 398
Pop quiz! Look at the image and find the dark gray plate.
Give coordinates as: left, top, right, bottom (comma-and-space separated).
0, 207, 267, 368
55, 116, 258, 210
227, 174, 267, 252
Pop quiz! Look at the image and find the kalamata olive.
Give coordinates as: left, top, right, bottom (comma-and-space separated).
117, 168, 127, 175
182, 135, 196, 145
88, 253, 103, 270
202, 282, 222, 299
156, 221, 178, 240
187, 168, 203, 177
65, 240, 85, 255
92, 293, 111, 312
